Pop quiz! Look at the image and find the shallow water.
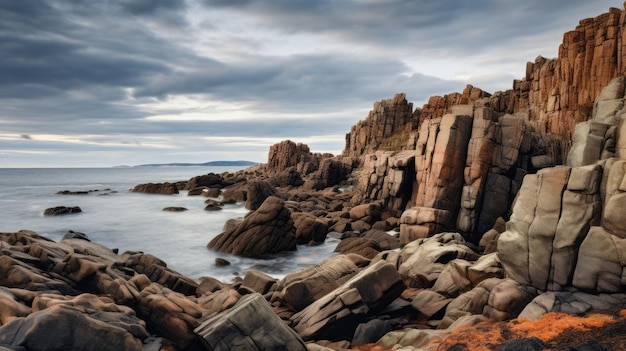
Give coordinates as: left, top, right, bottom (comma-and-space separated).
0, 167, 339, 282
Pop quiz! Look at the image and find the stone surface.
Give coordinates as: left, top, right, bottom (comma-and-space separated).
290, 260, 405, 341
43, 206, 82, 216
208, 196, 297, 257
245, 180, 281, 211
195, 293, 307, 351
130, 182, 179, 195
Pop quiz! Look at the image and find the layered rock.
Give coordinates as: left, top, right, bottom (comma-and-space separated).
207, 196, 297, 257
130, 182, 179, 195
344, 93, 418, 158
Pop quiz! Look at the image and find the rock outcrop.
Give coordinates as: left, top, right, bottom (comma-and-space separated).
130, 182, 179, 195
207, 196, 297, 257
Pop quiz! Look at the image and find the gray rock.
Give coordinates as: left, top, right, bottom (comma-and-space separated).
195, 293, 307, 351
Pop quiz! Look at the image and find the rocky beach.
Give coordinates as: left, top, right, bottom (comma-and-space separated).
3, 4, 626, 351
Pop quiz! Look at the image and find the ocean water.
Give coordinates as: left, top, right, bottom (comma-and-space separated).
0, 167, 339, 282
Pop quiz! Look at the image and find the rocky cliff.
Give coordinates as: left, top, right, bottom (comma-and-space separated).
345, 5, 626, 162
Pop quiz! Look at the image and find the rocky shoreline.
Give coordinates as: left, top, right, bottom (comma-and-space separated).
3, 4, 626, 351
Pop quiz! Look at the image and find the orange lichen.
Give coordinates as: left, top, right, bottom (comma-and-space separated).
425, 312, 618, 351
509, 312, 614, 342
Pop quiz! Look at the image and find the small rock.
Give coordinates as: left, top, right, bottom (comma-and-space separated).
162, 207, 188, 212
215, 258, 231, 267
43, 206, 82, 216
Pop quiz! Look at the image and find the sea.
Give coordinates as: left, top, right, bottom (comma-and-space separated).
0, 167, 339, 283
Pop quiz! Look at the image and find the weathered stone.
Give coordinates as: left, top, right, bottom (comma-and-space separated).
245, 180, 281, 211
130, 183, 178, 195
0, 304, 144, 351
208, 196, 297, 258
573, 226, 626, 293
195, 293, 307, 351
334, 237, 381, 259
185, 173, 223, 190
267, 140, 318, 175
241, 271, 277, 295
398, 233, 479, 289
291, 212, 328, 245
603, 159, 626, 238
43, 206, 82, 216
278, 255, 360, 312
290, 260, 405, 341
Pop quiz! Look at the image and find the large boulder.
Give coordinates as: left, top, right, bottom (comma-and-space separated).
195, 293, 307, 351
276, 255, 361, 312
184, 173, 223, 190
245, 180, 281, 211
208, 196, 297, 257
0, 304, 144, 351
291, 212, 328, 245
290, 260, 405, 341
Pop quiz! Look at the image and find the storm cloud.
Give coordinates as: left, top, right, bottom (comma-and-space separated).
0, 0, 619, 166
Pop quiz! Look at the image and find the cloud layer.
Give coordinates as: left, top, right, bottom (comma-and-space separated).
0, 0, 620, 166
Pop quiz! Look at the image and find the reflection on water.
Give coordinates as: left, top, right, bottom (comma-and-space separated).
0, 167, 339, 282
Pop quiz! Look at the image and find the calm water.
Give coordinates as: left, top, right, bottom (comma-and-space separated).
0, 167, 338, 282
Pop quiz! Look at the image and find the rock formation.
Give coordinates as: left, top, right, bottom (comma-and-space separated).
207, 196, 297, 257
130, 182, 179, 195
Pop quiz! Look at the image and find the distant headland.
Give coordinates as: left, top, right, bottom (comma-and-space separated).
131, 160, 259, 167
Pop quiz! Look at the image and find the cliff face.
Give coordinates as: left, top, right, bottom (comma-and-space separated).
344, 5, 626, 161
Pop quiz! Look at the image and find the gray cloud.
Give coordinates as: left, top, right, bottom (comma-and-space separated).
0, 0, 620, 166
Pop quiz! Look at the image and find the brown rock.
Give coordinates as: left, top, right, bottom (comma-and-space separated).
207, 196, 297, 257
130, 182, 178, 195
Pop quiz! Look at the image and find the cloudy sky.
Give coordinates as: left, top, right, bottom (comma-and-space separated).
0, 0, 620, 167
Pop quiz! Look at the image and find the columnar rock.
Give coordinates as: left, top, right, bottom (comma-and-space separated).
208, 196, 297, 257
351, 150, 415, 215
267, 140, 318, 175
567, 77, 626, 167
344, 93, 419, 157
498, 162, 609, 291
400, 114, 472, 242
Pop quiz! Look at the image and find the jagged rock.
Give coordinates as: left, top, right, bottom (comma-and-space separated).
195, 293, 307, 351
304, 158, 345, 190
291, 212, 328, 245
0, 304, 144, 351
270, 168, 304, 187
43, 206, 82, 216
267, 140, 318, 175
219, 182, 247, 203
276, 255, 360, 312
344, 93, 418, 158
603, 159, 626, 237
208, 196, 297, 257
351, 150, 416, 214
130, 182, 179, 195
245, 180, 281, 211
290, 260, 405, 341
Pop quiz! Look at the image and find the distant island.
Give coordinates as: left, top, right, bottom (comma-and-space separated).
134, 160, 259, 167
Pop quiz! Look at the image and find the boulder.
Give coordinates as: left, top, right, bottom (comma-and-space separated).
245, 180, 281, 211
43, 206, 82, 216
291, 212, 328, 245
398, 233, 479, 288
208, 196, 297, 257
185, 173, 223, 190
290, 260, 405, 341
163, 207, 188, 212
0, 304, 144, 351
334, 237, 381, 259
195, 293, 307, 351
130, 182, 178, 195
277, 255, 360, 312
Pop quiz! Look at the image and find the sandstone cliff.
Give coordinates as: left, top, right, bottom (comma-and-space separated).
345, 5, 626, 162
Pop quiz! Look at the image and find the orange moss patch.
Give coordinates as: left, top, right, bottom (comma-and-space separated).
509, 312, 613, 342
426, 312, 618, 351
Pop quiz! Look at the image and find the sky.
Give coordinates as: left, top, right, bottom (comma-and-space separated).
0, 0, 621, 167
